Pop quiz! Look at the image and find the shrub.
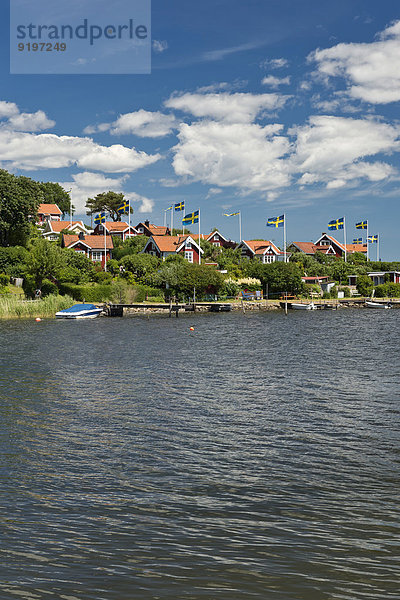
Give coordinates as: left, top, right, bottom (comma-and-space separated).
94, 271, 113, 284
0, 273, 9, 287
41, 279, 59, 297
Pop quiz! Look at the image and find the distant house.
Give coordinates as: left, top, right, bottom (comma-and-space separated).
135, 220, 170, 237
42, 220, 91, 241
93, 221, 139, 241
367, 271, 400, 285
236, 240, 287, 263
61, 233, 113, 269
288, 233, 367, 258
142, 235, 203, 263
37, 203, 62, 224
205, 230, 236, 249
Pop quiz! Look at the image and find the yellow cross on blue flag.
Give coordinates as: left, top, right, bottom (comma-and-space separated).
94, 212, 106, 225
328, 217, 344, 230
174, 201, 185, 212
356, 220, 367, 229
367, 234, 378, 243
182, 210, 199, 225
267, 214, 284, 227
223, 212, 240, 217
117, 200, 130, 214
353, 238, 363, 244
166, 205, 173, 211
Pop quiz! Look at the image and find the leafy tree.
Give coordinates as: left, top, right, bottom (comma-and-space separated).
0, 246, 29, 277
356, 274, 374, 297
112, 235, 149, 261
26, 238, 65, 288
250, 262, 305, 295
0, 170, 42, 246
40, 182, 73, 216
347, 252, 367, 265
121, 253, 160, 281
86, 191, 132, 222
153, 262, 224, 299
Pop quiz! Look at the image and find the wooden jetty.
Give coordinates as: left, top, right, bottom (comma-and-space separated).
106, 302, 232, 317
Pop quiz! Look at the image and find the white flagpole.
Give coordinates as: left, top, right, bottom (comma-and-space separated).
366, 221, 369, 261
343, 217, 347, 262
198, 210, 201, 265
163, 209, 166, 227
104, 218, 107, 272
171, 205, 174, 235
283, 213, 286, 263
377, 233, 380, 261
239, 211, 242, 242
128, 200, 131, 239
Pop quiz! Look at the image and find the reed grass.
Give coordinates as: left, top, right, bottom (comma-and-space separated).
0, 294, 76, 319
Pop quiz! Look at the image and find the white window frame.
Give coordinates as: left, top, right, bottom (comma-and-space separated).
91, 251, 103, 262
185, 250, 193, 263
263, 254, 275, 264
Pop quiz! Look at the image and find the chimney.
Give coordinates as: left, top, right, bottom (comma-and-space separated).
78, 232, 85, 240
144, 219, 150, 227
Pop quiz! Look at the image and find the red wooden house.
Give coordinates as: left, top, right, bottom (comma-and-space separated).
37, 203, 62, 224
143, 235, 203, 263
62, 233, 113, 269
236, 240, 286, 263
93, 221, 139, 241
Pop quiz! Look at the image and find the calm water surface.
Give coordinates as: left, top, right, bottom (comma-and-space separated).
0, 310, 399, 599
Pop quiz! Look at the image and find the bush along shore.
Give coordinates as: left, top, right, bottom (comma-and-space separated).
0, 294, 75, 319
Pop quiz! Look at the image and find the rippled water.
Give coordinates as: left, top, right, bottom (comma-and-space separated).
0, 309, 399, 599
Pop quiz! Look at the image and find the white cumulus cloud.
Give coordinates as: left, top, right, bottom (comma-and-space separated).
290, 115, 400, 187
171, 120, 291, 193
165, 92, 289, 123
84, 110, 177, 138
0, 130, 161, 172
261, 75, 291, 88
309, 20, 400, 104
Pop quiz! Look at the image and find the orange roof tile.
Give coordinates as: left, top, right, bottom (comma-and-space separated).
63, 234, 113, 250
38, 203, 62, 215
346, 244, 367, 253
243, 240, 282, 255
48, 220, 85, 233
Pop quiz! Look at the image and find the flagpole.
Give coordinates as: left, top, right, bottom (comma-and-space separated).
239, 211, 242, 243
283, 213, 286, 263
366, 221, 369, 262
171, 206, 174, 235
377, 233, 380, 262
104, 218, 107, 272
198, 209, 201, 265
343, 217, 347, 262
128, 199, 131, 239
164, 209, 166, 228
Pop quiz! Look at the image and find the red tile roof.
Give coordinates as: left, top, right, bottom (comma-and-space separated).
150, 235, 201, 253
38, 203, 62, 215
48, 220, 85, 233
63, 234, 113, 250
242, 240, 282, 255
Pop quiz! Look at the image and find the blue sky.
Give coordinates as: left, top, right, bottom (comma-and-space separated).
2, 0, 400, 258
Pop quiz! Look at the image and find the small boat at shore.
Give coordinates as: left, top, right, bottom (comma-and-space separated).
365, 300, 392, 309
279, 301, 316, 310
56, 303, 103, 319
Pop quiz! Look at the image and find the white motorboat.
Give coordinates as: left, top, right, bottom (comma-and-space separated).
291, 302, 316, 310
365, 300, 392, 309
56, 303, 103, 319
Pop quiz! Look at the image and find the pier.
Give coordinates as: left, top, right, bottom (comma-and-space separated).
106, 302, 233, 317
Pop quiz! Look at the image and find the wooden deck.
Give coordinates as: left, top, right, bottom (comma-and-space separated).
106, 302, 232, 317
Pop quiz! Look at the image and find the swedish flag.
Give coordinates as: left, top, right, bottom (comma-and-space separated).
182, 210, 199, 225
175, 201, 185, 212
94, 212, 106, 225
353, 238, 363, 244
356, 220, 367, 229
267, 214, 284, 228
117, 200, 130, 214
367, 234, 378, 243
328, 217, 344, 230
166, 205, 173, 211
223, 212, 240, 217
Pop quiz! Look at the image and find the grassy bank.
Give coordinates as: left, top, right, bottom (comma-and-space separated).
0, 294, 76, 319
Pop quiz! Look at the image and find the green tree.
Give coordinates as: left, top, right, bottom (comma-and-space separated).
250, 262, 305, 295
356, 274, 374, 297
27, 238, 65, 288
40, 182, 73, 216
121, 253, 160, 282
0, 170, 42, 246
112, 235, 149, 261
86, 191, 132, 222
